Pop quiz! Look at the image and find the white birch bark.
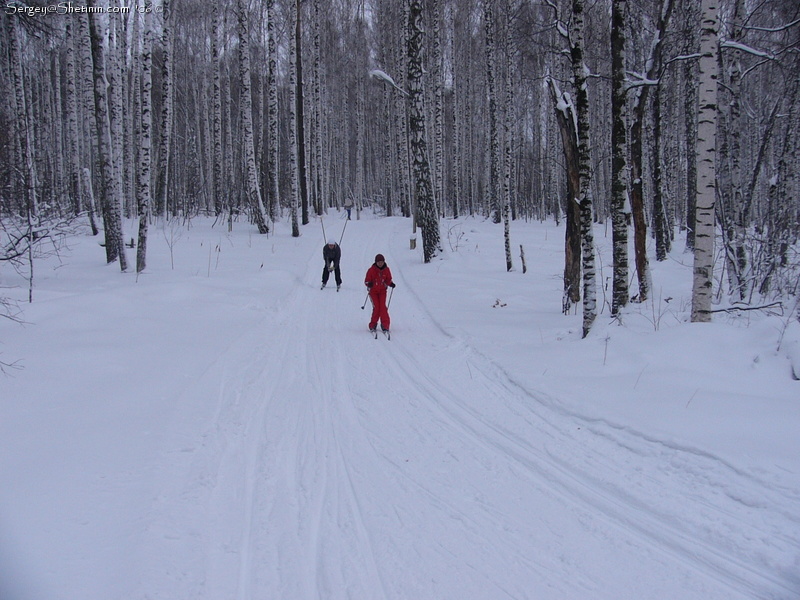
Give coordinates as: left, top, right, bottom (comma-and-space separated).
50, 54, 66, 206
502, 0, 517, 272
570, 0, 597, 337
212, 1, 224, 216
312, 0, 324, 215
237, 0, 269, 234
87, 1, 128, 271
267, 0, 280, 222
77, 11, 97, 185
293, 0, 309, 225
432, 0, 444, 216
156, 0, 173, 216
484, 0, 501, 224
289, 1, 300, 237
610, 0, 629, 315
691, 0, 719, 322
356, 74, 365, 215
65, 20, 83, 216
408, 0, 440, 262
108, 9, 126, 217
6, 15, 38, 217
137, 3, 153, 273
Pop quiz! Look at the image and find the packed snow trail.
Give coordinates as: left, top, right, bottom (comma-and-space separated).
128, 216, 798, 600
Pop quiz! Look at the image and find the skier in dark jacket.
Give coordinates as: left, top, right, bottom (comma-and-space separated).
322, 239, 342, 290
364, 253, 395, 332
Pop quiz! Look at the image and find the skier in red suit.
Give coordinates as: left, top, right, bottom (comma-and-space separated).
364, 253, 395, 333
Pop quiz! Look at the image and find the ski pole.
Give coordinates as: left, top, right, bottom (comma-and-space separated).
387, 286, 394, 308
338, 217, 348, 245
361, 292, 369, 309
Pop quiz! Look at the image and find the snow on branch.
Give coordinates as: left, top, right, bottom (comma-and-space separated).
721, 40, 774, 60
545, 76, 578, 144
369, 69, 408, 96
625, 71, 660, 90
743, 18, 800, 33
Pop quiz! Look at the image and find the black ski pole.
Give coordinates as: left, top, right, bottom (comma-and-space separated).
387, 286, 394, 307
361, 291, 369, 309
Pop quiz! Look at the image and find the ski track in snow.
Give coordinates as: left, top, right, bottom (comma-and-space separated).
136, 218, 799, 600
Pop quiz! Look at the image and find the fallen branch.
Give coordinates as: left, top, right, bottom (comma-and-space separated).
709, 301, 783, 315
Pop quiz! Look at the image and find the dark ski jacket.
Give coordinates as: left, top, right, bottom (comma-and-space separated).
323, 243, 341, 266
365, 262, 393, 294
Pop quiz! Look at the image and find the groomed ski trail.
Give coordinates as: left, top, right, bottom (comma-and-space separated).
136, 216, 798, 600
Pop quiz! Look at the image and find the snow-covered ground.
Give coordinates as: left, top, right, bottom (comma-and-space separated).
1, 212, 798, 600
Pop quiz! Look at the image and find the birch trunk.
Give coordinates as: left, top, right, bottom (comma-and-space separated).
547, 77, 582, 312
6, 15, 38, 217
137, 3, 153, 273
652, 85, 670, 261
684, 59, 698, 252
691, 0, 719, 322
408, 0, 440, 262
356, 74, 365, 216
502, 1, 515, 272
432, 0, 444, 216
628, 0, 676, 301
570, 0, 597, 337
610, 0, 629, 315
108, 10, 126, 217
717, 0, 749, 301
267, 0, 280, 222
237, 0, 269, 234
87, 1, 127, 270
312, 0, 324, 215
484, 0, 501, 224
289, 2, 300, 237
65, 20, 83, 216
295, 0, 309, 226
211, 1, 224, 216
155, 0, 173, 216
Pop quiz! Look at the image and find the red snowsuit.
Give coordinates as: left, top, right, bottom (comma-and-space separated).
365, 262, 393, 330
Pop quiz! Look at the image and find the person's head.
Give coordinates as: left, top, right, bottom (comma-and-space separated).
375, 253, 385, 265
328, 239, 336, 247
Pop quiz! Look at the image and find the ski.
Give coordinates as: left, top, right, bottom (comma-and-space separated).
382, 329, 391, 341
370, 328, 378, 339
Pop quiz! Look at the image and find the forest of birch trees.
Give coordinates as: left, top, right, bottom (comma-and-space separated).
1, 0, 798, 331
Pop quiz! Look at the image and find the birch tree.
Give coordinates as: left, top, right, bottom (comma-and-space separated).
628, 0, 676, 303
691, 0, 719, 323
87, 0, 127, 270
610, 0, 629, 316
65, 20, 83, 217
408, 0, 440, 262
570, 0, 597, 337
237, 0, 269, 234
431, 0, 444, 216
155, 0, 173, 216
211, 1, 224, 216
547, 76, 582, 314
484, 0, 501, 224
267, 0, 280, 222
137, 3, 153, 273
501, 0, 515, 271
5, 13, 37, 218
289, 1, 300, 237
295, 0, 309, 226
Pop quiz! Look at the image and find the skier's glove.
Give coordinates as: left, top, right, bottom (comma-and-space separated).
389, 282, 396, 288
366, 282, 373, 288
